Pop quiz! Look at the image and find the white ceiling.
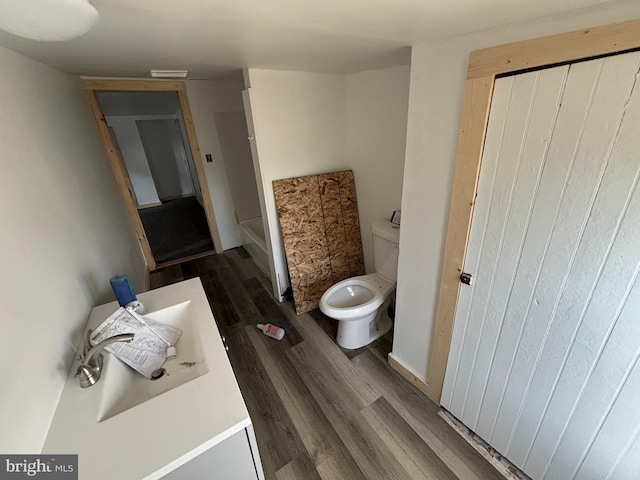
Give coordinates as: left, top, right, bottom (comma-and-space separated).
0, 0, 615, 78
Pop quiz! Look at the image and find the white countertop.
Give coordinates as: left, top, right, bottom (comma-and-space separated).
43, 278, 251, 480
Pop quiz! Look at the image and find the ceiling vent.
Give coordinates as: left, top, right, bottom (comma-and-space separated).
149, 70, 189, 78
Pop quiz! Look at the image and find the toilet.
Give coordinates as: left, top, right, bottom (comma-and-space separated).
319, 220, 400, 349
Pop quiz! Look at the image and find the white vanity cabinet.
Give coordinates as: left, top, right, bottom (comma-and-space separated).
162, 427, 261, 480
43, 279, 265, 480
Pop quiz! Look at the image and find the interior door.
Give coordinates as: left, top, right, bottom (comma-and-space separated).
442, 51, 640, 480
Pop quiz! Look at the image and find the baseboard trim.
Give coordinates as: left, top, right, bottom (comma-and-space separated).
159, 193, 195, 202
388, 353, 434, 401
138, 201, 163, 209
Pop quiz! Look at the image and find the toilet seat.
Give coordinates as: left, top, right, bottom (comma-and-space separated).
319, 220, 399, 349
320, 273, 395, 321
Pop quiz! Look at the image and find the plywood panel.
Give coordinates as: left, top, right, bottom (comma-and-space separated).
274, 175, 333, 314
319, 173, 350, 282
337, 170, 366, 276
274, 170, 365, 315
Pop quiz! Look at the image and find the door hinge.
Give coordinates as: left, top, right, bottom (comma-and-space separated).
460, 272, 473, 286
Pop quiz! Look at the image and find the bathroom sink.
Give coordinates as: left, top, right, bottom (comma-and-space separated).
97, 301, 209, 422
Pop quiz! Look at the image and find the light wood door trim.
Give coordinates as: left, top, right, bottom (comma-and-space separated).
82, 78, 185, 91
82, 78, 224, 268
427, 76, 494, 402
108, 126, 139, 207
85, 89, 156, 270
427, 17, 640, 404
468, 18, 640, 79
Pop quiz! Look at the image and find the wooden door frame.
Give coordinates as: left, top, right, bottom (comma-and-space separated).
424, 18, 640, 404
82, 78, 223, 270
107, 126, 145, 208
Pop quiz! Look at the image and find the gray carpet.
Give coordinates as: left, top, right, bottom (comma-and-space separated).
138, 197, 214, 264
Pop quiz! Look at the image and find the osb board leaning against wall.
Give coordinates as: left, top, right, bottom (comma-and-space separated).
274, 170, 365, 314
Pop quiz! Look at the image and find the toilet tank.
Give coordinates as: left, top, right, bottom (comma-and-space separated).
371, 220, 400, 283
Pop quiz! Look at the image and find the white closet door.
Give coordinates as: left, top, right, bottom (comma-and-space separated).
442, 51, 640, 480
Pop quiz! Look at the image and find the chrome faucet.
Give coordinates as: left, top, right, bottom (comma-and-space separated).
76, 329, 134, 388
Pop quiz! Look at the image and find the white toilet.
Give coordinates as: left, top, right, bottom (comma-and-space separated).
319, 220, 400, 349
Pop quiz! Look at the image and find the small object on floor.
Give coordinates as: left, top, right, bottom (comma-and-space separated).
257, 323, 285, 340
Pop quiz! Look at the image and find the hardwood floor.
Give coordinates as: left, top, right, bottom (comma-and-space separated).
150, 249, 504, 480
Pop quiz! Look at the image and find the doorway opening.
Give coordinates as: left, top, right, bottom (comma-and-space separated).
84, 80, 222, 270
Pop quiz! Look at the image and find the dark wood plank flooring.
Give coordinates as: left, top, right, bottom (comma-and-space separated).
150, 249, 503, 480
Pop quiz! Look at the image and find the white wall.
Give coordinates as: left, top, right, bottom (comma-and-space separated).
173, 114, 204, 206
137, 119, 194, 199
170, 119, 202, 204
392, 0, 640, 386
246, 67, 411, 298
187, 80, 260, 227
0, 46, 146, 453
189, 79, 261, 224
245, 69, 349, 297
187, 81, 243, 250
215, 110, 261, 222
107, 116, 161, 206
347, 66, 410, 273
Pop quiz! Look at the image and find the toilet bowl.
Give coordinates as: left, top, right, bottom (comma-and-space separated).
320, 273, 395, 349
319, 220, 400, 349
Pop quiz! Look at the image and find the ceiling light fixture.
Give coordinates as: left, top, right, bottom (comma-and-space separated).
149, 70, 189, 78
0, 0, 99, 42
